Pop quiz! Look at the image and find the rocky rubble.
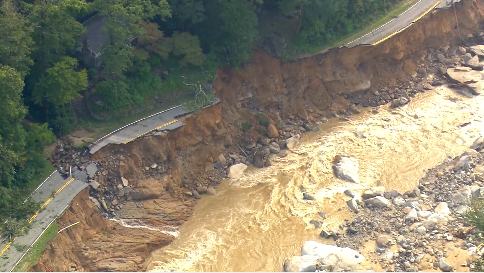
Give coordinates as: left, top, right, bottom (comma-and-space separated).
285, 137, 484, 272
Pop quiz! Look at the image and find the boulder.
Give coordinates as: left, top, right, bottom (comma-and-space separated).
332, 156, 360, 183
218, 154, 227, 165
376, 235, 391, 247
446, 67, 482, 95
405, 208, 418, 222
439, 258, 453, 272
470, 45, 484, 57
471, 136, 484, 151
465, 55, 483, 70
451, 186, 471, 206
283, 255, 319, 272
286, 136, 300, 150
362, 187, 385, 199
364, 196, 391, 208
436, 53, 447, 64
253, 151, 264, 168
346, 198, 359, 213
434, 202, 450, 216
121, 177, 129, 187
463, 53, 473, 62
301, 241, 365, 271
228, 163, 248, 179
269, 142, 281, 154
268, 124, 279, 138
457, 46, 467, 55
391, 97, 410, 108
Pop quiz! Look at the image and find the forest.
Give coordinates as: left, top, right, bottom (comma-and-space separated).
0, 0, 403, 238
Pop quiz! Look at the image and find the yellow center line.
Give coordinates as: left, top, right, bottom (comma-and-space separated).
372, 0, 444, 46
0, 176, 76, 256
40, 197, 54, 210
54, 177, 74, 195
124, 119, 179, 144
412, 0, 444, 23
0, 242, 12, 256
28, 211, 39, 224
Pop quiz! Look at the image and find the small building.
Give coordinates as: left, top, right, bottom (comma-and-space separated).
78, 13, 139, 67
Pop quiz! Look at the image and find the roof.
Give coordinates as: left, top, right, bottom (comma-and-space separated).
79, 14, 108, 54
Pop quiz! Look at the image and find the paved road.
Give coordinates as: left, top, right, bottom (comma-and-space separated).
347, 0, 445, 47
0, 175, 87, 272
89, 105, 188, 154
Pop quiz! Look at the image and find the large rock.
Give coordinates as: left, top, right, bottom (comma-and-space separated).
465, 55, 483, 70
121, 177, 129, 187
253, 151, 264, 168
228, 163, 248, 179
364, 196, 391, 208
300, 241, 365, 271
362, 187, 385, 199
283, 255, 319, 272
268, 123, 279, 138
286, 136, 300, 150
269, 142, 281, 154
434, 202, 450, 216
332, 156, 360, 183
470, 45, 484, 57
446, 67, 482, 95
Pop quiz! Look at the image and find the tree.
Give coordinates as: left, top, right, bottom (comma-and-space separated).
171, 31, 206, 67
138, 21, 172, 59
34, 57, 88, 105
95, 0, 171, 76
29, 0, 87, 74
0, 0, 34, 76
166, 0, 205, 30
0, 65, 27, 187
217, 0, 259, 65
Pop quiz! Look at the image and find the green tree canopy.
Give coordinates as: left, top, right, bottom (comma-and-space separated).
0, 0, 34, 76
34, 57, 88, 105
0, 65, 27, 187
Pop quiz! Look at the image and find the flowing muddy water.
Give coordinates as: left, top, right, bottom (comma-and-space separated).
149, 86, 484, 272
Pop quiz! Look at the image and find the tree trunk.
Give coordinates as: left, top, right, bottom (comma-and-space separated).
296, 6, 304, 35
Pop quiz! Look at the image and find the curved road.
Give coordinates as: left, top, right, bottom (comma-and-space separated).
346, 0, 452, 48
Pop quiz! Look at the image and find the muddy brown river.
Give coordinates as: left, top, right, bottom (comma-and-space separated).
147, 86, 484, 272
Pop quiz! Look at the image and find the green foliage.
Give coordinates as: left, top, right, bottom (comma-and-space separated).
257, 127, 267, 135
0, 0, 34, 77
167, 0, 206, 30
29, 0, 87, 68
184, 91, 215, 113
34, 57, 88, 105
1, 219, 28, 241
286, 0, 398, 52
171, 31, 206, 67
46, 105, 77, 136
466, 198, 484, 271
217, 0, 259, 65
0, 65, 28, 187
242, 121, 252, 131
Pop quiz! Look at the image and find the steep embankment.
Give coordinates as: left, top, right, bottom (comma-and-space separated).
32, 1, 484, 271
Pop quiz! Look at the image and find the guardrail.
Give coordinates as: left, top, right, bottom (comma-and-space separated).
9, 204, 71, 272
87, 104, 183, 151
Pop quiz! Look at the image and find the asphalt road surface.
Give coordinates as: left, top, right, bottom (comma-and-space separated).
346, 0, 445, 47
89, 105, 188, 154
0, 177, 87, 272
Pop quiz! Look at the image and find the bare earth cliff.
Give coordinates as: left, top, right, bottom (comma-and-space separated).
32, 1, 484, 271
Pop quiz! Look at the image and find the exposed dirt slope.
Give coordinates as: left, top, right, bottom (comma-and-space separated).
32, 1, 484, 271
